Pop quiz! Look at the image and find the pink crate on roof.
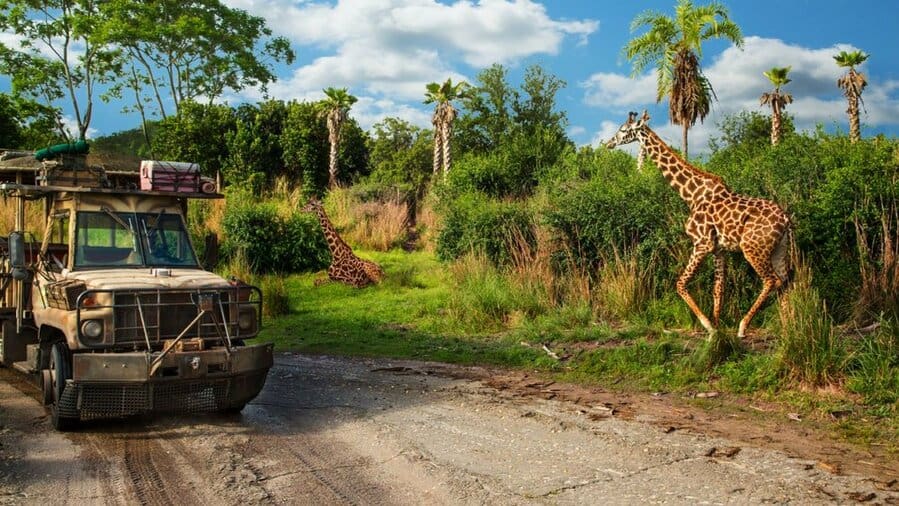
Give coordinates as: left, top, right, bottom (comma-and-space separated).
140, 160, 201, 193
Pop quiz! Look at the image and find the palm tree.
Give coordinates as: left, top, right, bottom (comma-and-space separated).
320, 87, 358, 188
424, 78, 469, 178
760, 66, 793, 146
834, 50, 869, 143
623, 0, 743, 159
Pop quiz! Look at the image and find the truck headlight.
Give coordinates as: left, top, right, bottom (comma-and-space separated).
81, 319, 104, 339
237, 307, 257, 333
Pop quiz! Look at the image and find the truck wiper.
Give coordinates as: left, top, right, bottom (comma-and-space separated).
100, 206, 133, 233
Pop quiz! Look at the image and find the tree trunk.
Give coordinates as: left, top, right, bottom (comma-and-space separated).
432, 124, 442, 176
771, 102, 781, 146
328, 137, 339, 189
848, 93, 861, 143
442, 123, 452, 177
682, 123, 689, 160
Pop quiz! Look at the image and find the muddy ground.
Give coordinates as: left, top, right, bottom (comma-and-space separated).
1, 353, 897, 505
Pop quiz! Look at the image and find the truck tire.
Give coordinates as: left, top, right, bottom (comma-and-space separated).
48, 342, 78, 431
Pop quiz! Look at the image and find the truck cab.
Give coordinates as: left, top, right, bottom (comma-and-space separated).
1, 148, 273, 430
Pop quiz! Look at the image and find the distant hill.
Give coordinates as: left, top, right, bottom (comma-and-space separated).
91, 122, 159, 157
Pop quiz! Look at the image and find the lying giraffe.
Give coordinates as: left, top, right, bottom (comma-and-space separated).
605, 111, 792, 338
302, 197, 384, 287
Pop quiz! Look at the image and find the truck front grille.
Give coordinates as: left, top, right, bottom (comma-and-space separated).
76, 286, 261, 348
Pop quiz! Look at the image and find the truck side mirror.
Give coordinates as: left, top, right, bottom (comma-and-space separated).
8, 232, 25, 268
8, 232, 29, 281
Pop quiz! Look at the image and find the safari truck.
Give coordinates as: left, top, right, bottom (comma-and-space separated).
0, 145, 273, 430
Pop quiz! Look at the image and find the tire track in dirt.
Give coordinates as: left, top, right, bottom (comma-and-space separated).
74, 429, 207, 506
234, 427, 391, 505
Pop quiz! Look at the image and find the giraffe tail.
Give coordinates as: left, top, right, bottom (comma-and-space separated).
772, 224, 794, 289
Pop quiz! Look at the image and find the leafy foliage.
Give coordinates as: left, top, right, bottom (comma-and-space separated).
151, 101, 237, 178
436, 191, 534, 266
221, 200, 328, 274
452, 64, 572, 197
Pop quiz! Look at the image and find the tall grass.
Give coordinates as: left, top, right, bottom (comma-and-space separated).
445, 253, 548, 332
854, 207, 899, 324
846, 319, 899, 408
595, 249, 653, 323
774, 260, 844, 387
219, 248, 290, 319
324, 188, 409, 251
0, 197, 46, 236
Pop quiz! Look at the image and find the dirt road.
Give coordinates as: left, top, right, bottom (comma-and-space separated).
1, 353, 897, 505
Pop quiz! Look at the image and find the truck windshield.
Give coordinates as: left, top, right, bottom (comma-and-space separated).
74, 211, 198, 268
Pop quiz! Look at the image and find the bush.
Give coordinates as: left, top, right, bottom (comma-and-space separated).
543, 161, 685, 288
774, 263, 845, 387
222, 202, 328, 274
436, 191, 535, 266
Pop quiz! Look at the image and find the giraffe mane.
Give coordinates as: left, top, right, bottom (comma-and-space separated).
642, 127, 727, 186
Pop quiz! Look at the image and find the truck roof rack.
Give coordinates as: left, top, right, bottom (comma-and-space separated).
0, 148, 221, 198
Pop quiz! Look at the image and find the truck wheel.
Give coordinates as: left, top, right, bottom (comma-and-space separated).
48, 342, 78, 431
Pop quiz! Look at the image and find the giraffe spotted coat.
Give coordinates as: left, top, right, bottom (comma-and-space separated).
606, 111, 792, 338
302, 198, 384, 288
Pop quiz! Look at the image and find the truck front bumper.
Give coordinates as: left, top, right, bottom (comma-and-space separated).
58, 343, 274, 420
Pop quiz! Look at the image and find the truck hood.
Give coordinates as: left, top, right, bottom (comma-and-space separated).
65, 268, 231, 291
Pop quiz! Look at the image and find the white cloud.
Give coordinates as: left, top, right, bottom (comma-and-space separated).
59, 115, 98, 140
581, 72, 656, 108
1, 29, 86, 62
353, 96, 433, 131
582, 36, 899, 154
225, 0, 597, 126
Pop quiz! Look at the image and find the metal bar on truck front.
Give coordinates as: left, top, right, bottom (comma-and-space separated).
148, 309, 208, 376
135, 295, 153, 351
216, 296, 233, 351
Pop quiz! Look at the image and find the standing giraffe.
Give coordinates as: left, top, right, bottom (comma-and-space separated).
605, 111, 792, 338
302, 198, 384, 287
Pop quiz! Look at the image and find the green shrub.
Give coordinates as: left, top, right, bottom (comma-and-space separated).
543, 163, 685, 287
222, 203, 328, 274
436, 192, 535, 266
846, 320, 899, 407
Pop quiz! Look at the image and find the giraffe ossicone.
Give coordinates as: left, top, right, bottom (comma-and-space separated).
302, 198, 384, 288
605, 111, 792, 339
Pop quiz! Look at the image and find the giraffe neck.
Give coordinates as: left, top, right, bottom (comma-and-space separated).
314, 207, 351, 258
638, 127, 727, 206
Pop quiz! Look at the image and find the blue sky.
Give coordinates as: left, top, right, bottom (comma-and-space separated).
3, 0, 897, 154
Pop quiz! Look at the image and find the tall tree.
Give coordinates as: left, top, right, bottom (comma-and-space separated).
834, 50, 869, 143
759, 66, 793, 146
151, 101, 237, 178
319, 87, 357, 189
424, 78, 469, 178
99, 0, 293, 142
0, 0, 123, 140
623, 0, 743, 158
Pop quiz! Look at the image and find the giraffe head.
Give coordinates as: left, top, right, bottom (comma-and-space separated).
604, 110, 650, 149
301, 197, 323, 213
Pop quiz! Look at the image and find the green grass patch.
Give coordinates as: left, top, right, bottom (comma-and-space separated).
254, 248, 898, 453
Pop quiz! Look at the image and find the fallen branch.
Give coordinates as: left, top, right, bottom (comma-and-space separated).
541, 343, 560, 360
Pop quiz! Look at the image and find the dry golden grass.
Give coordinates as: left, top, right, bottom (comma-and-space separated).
324, 188, 409, 251
0, 197, 47, 237
416, 195, 441, 253
854, 207, 899, 324
595, 249, 653, 322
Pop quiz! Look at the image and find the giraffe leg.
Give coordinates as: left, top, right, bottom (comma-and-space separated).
739, 250, 780, 338
712, 250, 726, 327
676, 243, 716, 335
